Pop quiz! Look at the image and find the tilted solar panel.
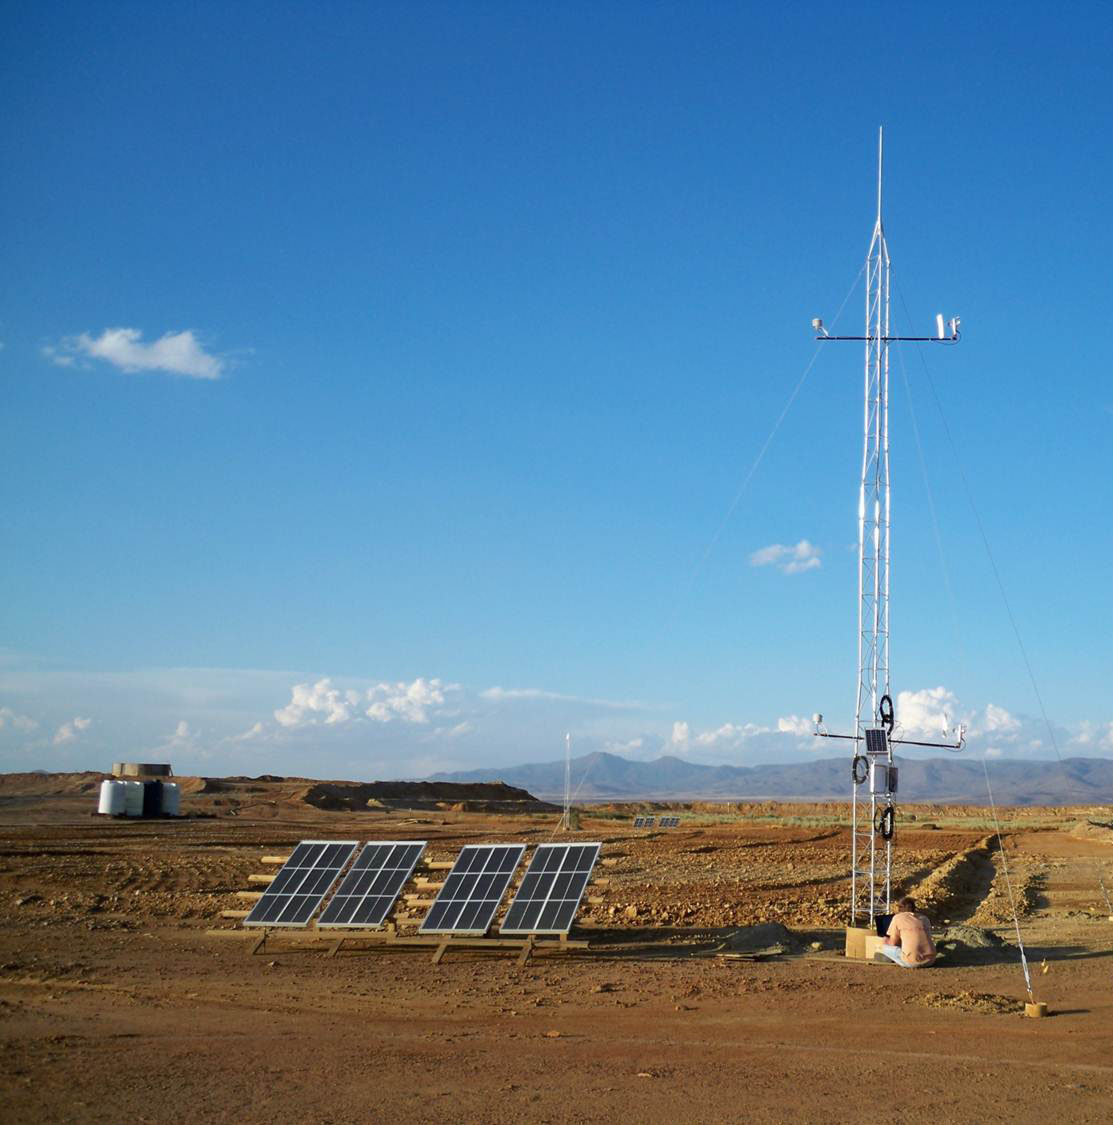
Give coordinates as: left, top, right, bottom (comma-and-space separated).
418, 844, 525, 936
500, 843, 601, 935
317, 841, 426, 929
243, 840, 358, 928
865, 728, 889, 756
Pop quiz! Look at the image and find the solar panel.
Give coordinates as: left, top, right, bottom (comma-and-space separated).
317, 841, 426, 929
633, 816, 644, 828
501, 843, 601, 935
644, 816, 656, 828
865, 728, 889, 755
418, 844, 525, 936
243, 840, 358, 928
660, 816, 679, 828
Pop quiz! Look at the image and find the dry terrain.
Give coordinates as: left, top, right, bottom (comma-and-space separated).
1, 773, 1112, 1123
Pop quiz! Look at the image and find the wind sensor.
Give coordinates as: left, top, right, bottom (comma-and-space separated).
811, 128, 965, 933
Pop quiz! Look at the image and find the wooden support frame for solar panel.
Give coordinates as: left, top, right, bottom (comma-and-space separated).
206, 922, 588, 964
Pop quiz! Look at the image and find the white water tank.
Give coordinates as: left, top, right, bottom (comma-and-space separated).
124, 781, 144, 817
161, 783, 181, 817
97, 780, 127, 816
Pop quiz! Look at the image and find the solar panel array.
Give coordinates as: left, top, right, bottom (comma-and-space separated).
500, 843, 601, 935
659, 816, 680, 828
317, 841, 426, 929
418, 844, 525, 935
243, 840, 358, 927
865, 728, 889, 755
633, 816, 656, 829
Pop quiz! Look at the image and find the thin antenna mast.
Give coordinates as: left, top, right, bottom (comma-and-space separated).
562, 732, 572, 831
811, 128, 963, 929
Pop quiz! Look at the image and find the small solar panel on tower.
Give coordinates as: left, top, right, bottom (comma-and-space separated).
500, 843, 601, 935
418, 845, 525, 936
243, 840, 358, 928
317, 841, 426, 929
865, 728, 889, 755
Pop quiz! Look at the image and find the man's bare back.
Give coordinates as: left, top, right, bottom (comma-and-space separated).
884, 905, 936, 966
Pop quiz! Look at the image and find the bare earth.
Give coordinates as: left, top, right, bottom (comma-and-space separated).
2, 773, 1112, 1123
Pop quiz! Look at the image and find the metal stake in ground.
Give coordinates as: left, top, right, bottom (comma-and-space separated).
811, 126, 963, 929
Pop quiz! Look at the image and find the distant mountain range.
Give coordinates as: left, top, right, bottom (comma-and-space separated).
428, 751, 1113, 806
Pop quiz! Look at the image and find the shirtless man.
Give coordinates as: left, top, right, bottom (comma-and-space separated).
880, 896, 937, 967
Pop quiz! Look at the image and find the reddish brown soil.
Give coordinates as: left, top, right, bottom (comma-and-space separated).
1, 774, 1111, 1122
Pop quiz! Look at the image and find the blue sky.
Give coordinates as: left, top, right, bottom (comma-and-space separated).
3, 2, 1111, 777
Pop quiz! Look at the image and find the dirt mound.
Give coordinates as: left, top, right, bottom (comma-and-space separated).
939, 924, 1006, 948
1071, 820, 1113, 845
302, 780, 558, 814
935, 924, 1015, 964
914, 991, 1022, 1015
718, 922, 804, 955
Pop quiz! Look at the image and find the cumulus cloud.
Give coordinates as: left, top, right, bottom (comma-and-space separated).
53, 716, 92, 745
275, 678, 355, 728
366, 678, 450, 723
669, 721, 690, 748
0, 706, 39, 734
749, 539, 822, 574
895, 686, 965, 738
53, 327, 225, 379
777, 714, 814, 736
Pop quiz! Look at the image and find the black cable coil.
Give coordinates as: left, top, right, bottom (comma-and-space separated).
876, 805, 895, 840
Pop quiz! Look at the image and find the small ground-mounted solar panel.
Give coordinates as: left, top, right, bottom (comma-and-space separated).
500, 843, 601, 935
418, 844, 525, 936
243, 840, 358, 928
633, 816, 644, 828
317, 841, 426, 929
865, 728, 889, 755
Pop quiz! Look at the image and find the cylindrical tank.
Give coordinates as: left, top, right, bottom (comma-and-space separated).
141, 780, 163, 818
97, 779, 127, 815
161, 783, 181, 817
124, 780, 144, 817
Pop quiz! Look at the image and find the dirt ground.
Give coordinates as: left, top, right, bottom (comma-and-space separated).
1, 774, 1112, 1123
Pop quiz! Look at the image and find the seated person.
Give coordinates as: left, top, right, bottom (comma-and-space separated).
879, 896, 937, 968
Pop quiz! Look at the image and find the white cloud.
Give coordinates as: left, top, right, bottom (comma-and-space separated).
57, 327, 225, 379
41, 345, 75, 367
229, 721, 266, 742
895, 686, 964, 738
431, 721, 473, 739
669, 720, 690, 748
983, 703, 1021, 734
52, 716, 92, 745
274, 678, 354, 728
366, 677, 450, 724
0, 706, 38, 733
749, 539, 822, 574
694, 722, 770, 748
777, 714, 814, 736
481, 686, 642, 711
1073, 721, 1113, 751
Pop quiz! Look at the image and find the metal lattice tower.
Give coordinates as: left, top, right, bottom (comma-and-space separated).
854, 129, 893, 923
812, 127, 963, 927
